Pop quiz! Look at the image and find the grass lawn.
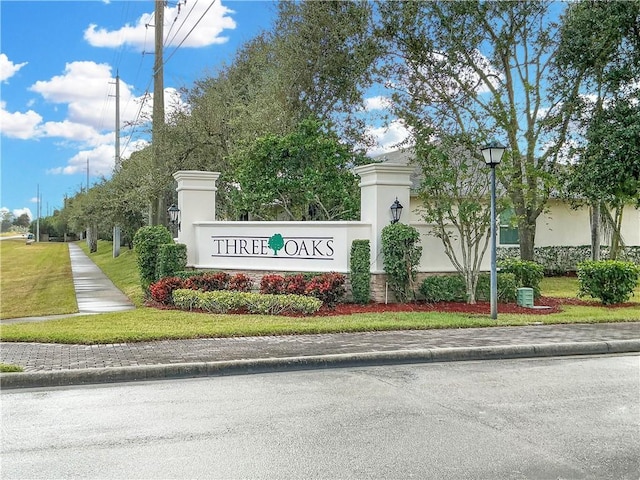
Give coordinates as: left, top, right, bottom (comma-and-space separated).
1, 303, 639, 345
0, 239, 77, 318
0, 239, 638, 344
0, 363, 23, 372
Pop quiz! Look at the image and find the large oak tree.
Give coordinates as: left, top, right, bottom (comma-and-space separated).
376, 0, 579, 261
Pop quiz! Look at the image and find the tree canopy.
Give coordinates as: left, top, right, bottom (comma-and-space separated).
375, 0, 580, 261
230, 118, 365, 221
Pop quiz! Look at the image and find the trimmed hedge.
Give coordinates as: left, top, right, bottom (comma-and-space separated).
172, 289, 322, 315
577, 260, 640, 305
381, 223, 422, 303
498, 245, 640, 275
419, 275, 467, 302
498, 258, 544, 299
133, 225, 174, 289
420, 273, 517, 303
350, 240, 371, 304
157, 243, 187, 280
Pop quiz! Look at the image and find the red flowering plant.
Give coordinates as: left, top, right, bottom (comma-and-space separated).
284, 274, 308, 295
184, 272, 230, 291
149, 276, 185, 305
260, 274, 285, 294
228, 273, 254, 292
305, 272, 346, 307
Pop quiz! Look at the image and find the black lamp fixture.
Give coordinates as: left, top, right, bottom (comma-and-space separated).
390, 197, 403, 224
167, 204, 181, 232
480, 141, 506, 167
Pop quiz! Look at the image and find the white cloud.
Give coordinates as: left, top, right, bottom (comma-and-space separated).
84, 0, 236, 51
365, 119, 412, 157
30, 61, 186, 135
0, 101, 43, 139
27, 60, 183, 176
29, 61, 143, 131
47, 137, 150, 177
47, 143, 118, 177
364, 96, 392, 112
13, 208, 33, 220
0, 53, 27, 83
39, 120, 105, 144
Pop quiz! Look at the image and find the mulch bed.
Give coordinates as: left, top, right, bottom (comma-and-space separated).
313, 297, 638, 317
149, 297, 636, 317
315, 298, 562, 316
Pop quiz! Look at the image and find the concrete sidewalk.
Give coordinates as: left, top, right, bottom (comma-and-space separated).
1, 243, 639, 389
1, 243, 134, 325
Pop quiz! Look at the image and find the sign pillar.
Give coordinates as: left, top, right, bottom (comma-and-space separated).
173, 170, 221, 266
354, 164, 414, 273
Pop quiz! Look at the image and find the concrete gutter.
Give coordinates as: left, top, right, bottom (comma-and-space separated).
2, 339, 638, 390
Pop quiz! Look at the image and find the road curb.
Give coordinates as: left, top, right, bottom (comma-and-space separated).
2, 340, 639, 389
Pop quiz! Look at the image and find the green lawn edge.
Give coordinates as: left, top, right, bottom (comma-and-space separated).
0, 239, 637, 344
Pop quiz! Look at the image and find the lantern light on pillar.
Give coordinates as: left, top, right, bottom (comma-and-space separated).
390, 197, 403, 224
167, 204, 181, 232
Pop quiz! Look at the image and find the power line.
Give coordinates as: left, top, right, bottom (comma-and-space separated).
121, 1, 217, 163
164, 0, 192, 48
160, 0, 215, 74
165, 0, 199, 48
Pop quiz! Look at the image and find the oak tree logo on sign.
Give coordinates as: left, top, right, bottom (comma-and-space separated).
268, 233, 284, 256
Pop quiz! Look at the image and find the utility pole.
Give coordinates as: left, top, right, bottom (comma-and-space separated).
111, 71, 122, 257
36, 184, 40, 242
151, 0, 165, 226
114, 71, 121, 169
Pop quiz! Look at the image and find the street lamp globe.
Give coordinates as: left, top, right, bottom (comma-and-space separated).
481, 141, 506, 167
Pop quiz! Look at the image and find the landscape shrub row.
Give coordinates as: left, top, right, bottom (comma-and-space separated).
149, 271, 346, 307
172, 289, 322, 315
149, 273, 253, 305
498, 245, 640, 275
577, 260, 640, 305
259, 272, 346, 306
419, 273, 517, 303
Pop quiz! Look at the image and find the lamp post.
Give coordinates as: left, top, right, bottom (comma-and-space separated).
390, 197, 403, 224
167, 204, 180, 236
481, 141, 506, 319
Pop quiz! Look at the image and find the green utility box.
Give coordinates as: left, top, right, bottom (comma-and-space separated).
517, 287, 534, 308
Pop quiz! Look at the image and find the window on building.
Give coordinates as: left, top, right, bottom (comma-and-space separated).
499, 208, 519, 245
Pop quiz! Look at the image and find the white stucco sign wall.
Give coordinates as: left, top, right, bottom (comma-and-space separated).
192, 221, 370, 272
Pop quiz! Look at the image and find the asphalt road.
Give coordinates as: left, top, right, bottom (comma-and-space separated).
2, 355, 639, 479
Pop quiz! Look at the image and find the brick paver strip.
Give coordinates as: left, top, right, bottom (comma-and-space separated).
2, 322, 639, 372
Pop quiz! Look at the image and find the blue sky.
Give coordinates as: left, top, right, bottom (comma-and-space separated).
0, 0, 290, 220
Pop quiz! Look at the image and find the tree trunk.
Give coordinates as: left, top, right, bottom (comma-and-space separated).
518, 219, 536, 261
87, 224, 98, 253
590, 203, 600, 261
610, 206, 624, 260
465, 273, 477, 304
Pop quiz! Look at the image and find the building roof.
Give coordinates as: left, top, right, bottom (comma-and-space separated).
372, 148, 422, 192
